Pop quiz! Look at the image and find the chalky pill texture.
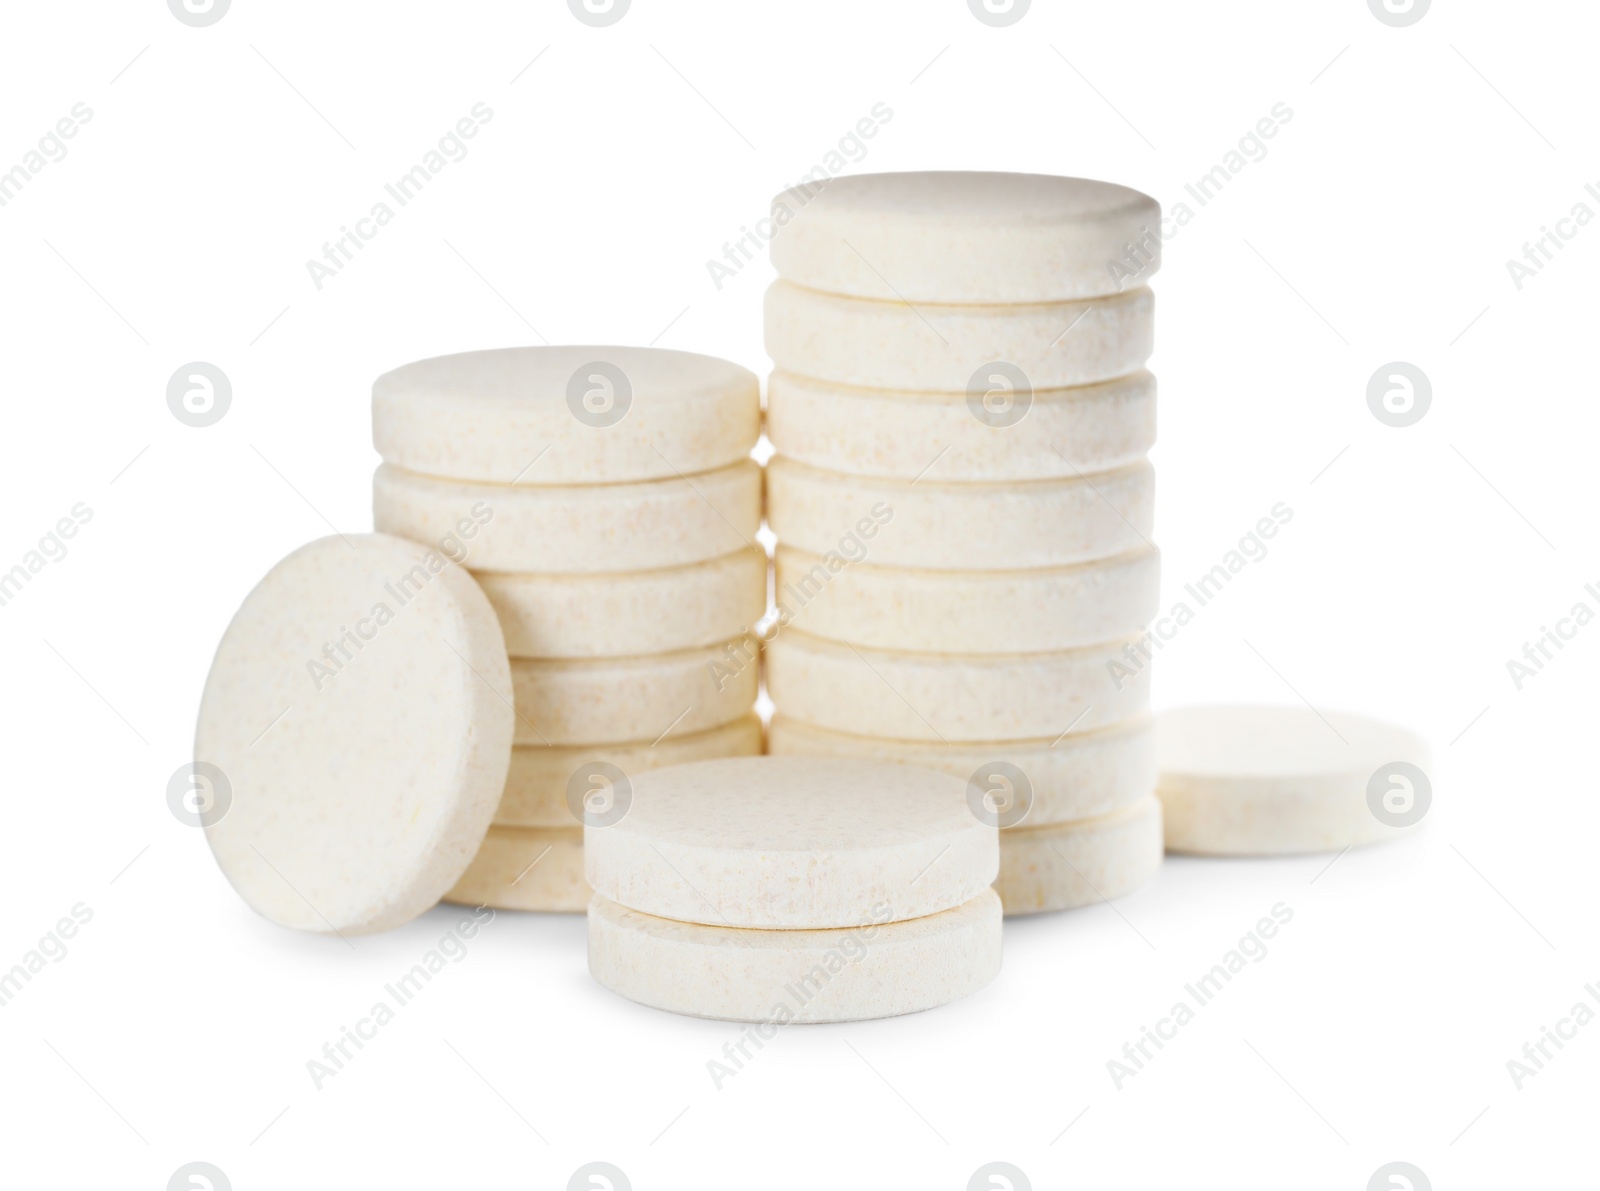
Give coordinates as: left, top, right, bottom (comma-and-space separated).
769, 171, 1160, 303
496, 714, 763, 828
764, 454, 1154, 571
444, 825, 589, 912
995, 798, 1163, 915
196, 534, 513, 934
372, 459, 761, 574
767, 712, 1157, 828
477, 546, 766, 659
765, 280, 1154, 392
587, 888, 1003, 1023
372, 345, 760, 484
584, 756, 999, 928
1157, 705, 1432, 855
774, 545, 1160, 653
765, 369, 1158, 481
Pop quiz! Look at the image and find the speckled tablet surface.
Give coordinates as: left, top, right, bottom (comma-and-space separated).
1158, 706, 1432, 855
372, 459, 760, 574
995, 797, 1163, 916
765, 454, 1153, 571
774, 545, 1159, 653
372, 346, 759, 484
443, 825, 588, 912
766, 712, 1157, 828
765, 629, 1149, 743
477, 546, 766, 659
508, 646, 758, 747
769, 172, 1159, 303
765, 280, 1152, 392
588, 888, 1002, 1023
765, 370, 1156, 481
496, 714, 763, 828
583, 756, 997, 928
195, 534, 513, 934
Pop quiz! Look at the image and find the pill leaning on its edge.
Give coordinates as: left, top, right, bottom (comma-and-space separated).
194, 534, 513, 934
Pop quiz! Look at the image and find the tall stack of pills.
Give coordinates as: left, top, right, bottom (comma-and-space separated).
762, 172, 1165, 914
371, 347, 765, 910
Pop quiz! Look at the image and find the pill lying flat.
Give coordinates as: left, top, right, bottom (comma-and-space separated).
584, 756, 998, 928
444, 825, 588, 913
587, 888, 1002, 1023
765, 454, 1153, 571
194, 534, 513, 934
372, 346, 759, 485
766, 712, 1156, 828
774, 545, 1159, 654
995, 797, 1164, 916
765, 280, 1153, 392
477, 546, 766, 659
497, 714, 763, 828
765, 369, 1156, 481
508, 646, 757, 747
373, 459, 761, 574
1157, 705, 1432, 855
769, 171, 1159, 303
765, 628, 1148, 743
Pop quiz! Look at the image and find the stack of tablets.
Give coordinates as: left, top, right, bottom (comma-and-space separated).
761, 172, 1165, 914
371, 347, 766, 910
584, 756, 1002, 1022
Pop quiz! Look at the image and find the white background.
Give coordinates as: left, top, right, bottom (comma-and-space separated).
1, 1, 1595, 1187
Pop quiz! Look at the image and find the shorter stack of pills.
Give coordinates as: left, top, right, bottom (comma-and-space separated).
584, 756, 1001, 1021
761, 172, 1165, 914
371, 347, 765, 910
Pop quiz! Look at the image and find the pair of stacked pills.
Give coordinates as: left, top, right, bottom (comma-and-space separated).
584, 756, 1003, 1022
369, 347, 766, 909
760, 172, 1166, 913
